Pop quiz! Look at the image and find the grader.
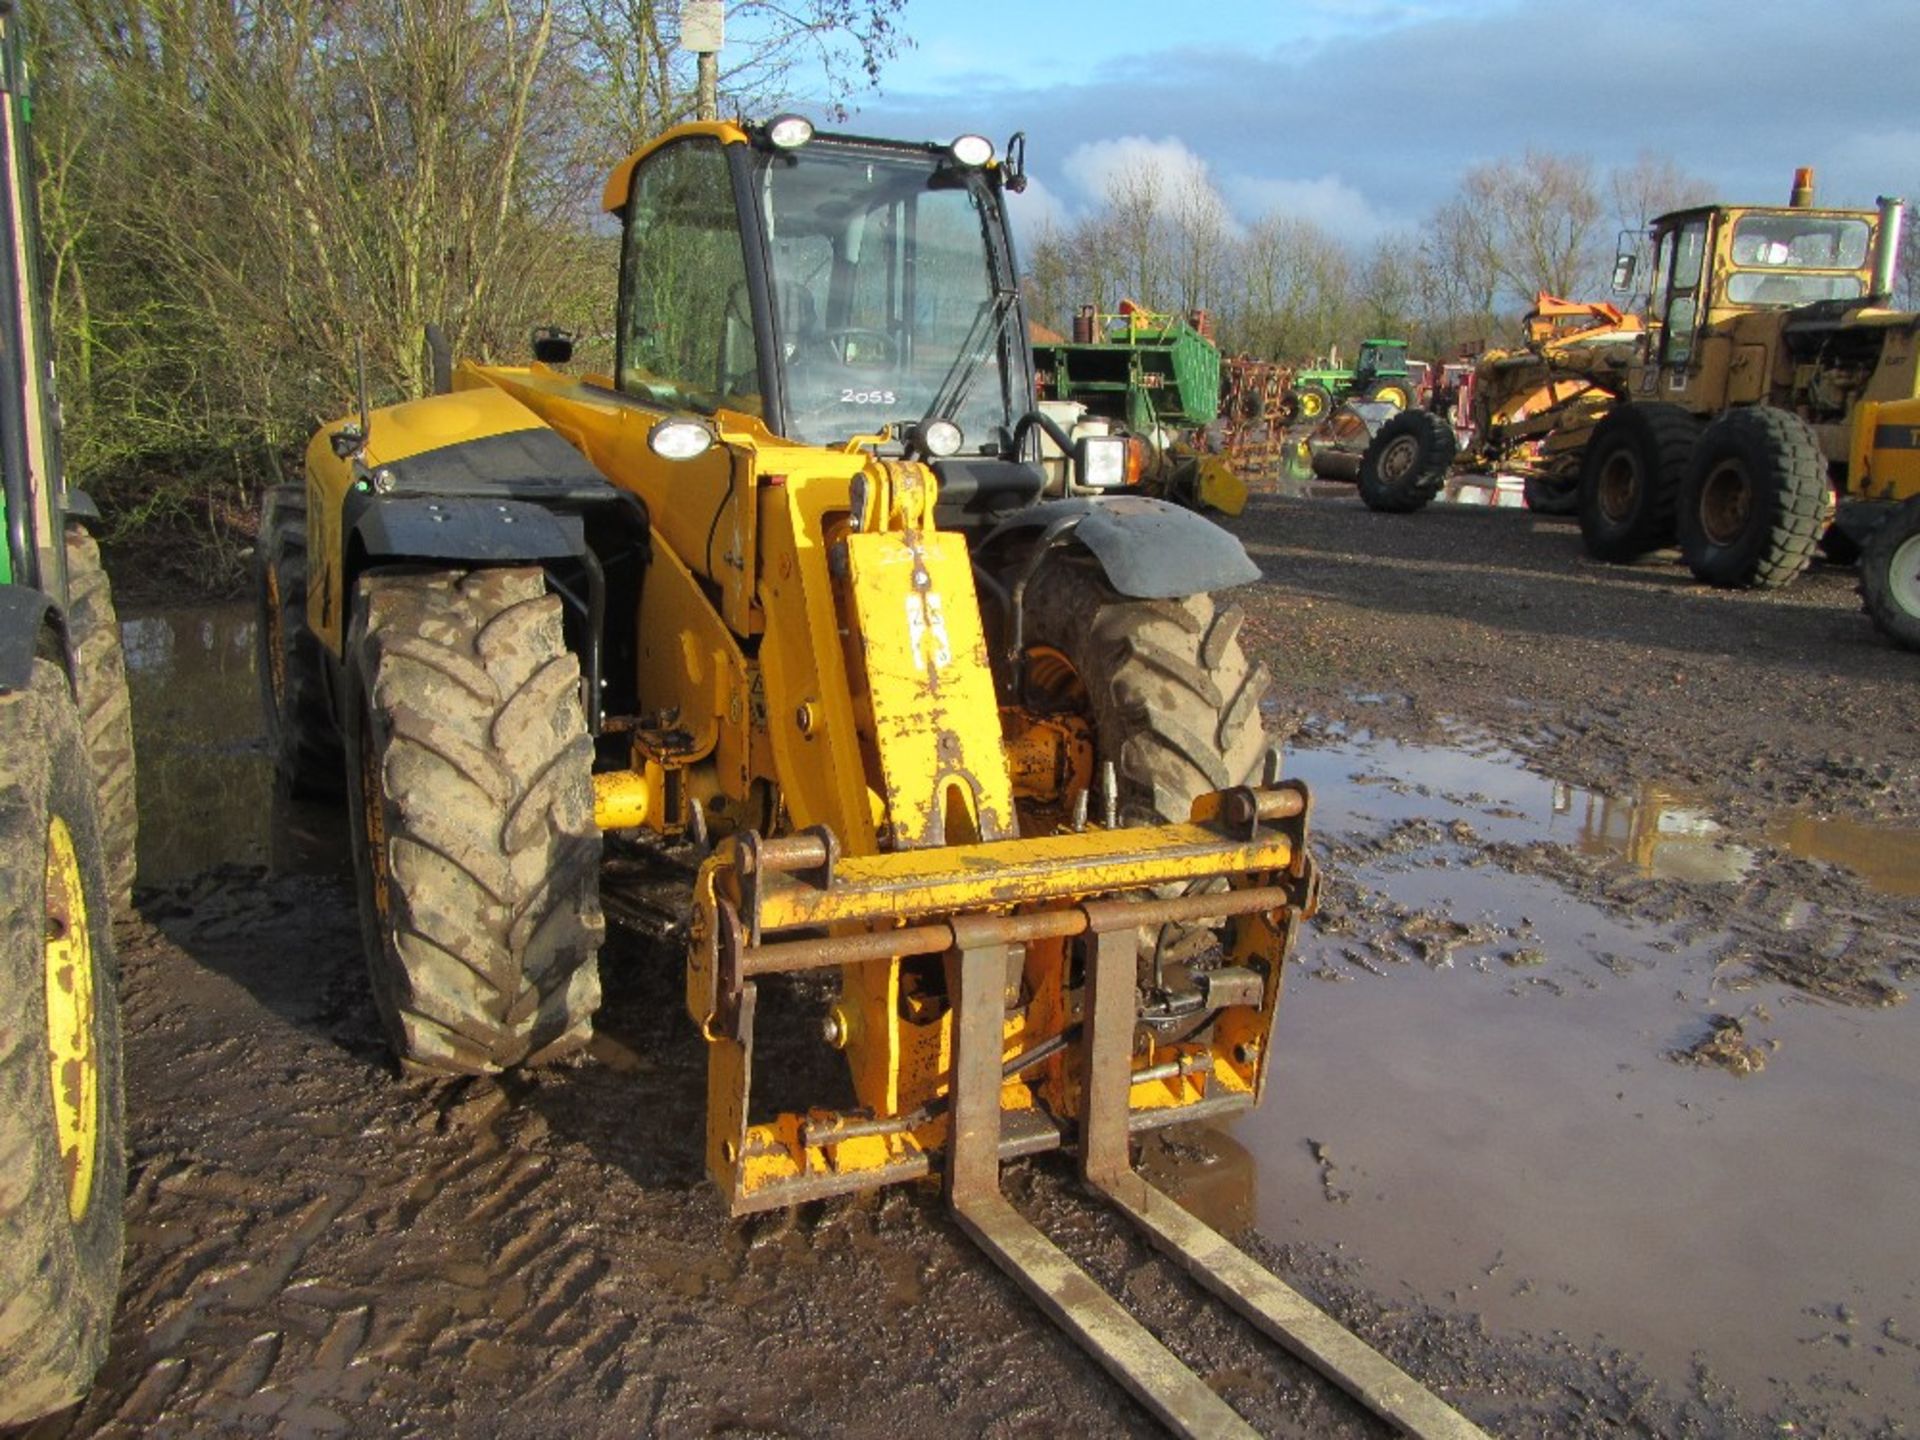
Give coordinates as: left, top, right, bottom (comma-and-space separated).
1576, 175, 1920, 618
259, 118, 1482, 1436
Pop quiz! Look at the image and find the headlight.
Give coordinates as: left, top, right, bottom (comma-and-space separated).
920, 419, 964, 457
766, 114, 815, 150
649, 418, 715, 461
1076, 435, 1128, 490
950, 134, 994, 168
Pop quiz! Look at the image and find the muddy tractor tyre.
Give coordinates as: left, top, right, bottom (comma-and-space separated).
256, 485, 344, 796
1523, 472, 1582, 516
1019, 559, 1271, 973
1293, 383, 1333, 423
1577, 402, 1699, 562
1365, 377, 1414, 410
1860, 496, 1920, 652
1678, 406, 1830, 590
62, 526, 137, 912
0, 661, 126, 1426
1358, 409, 1457, 514
345, 568, 604, 1075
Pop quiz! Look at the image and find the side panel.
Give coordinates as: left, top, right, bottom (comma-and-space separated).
1852, 398, 1920, 503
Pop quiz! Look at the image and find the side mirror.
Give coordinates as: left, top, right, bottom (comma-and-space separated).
532, 326, 575, 365
1075, 434, 1129, 490
1611, 252, 1637, 292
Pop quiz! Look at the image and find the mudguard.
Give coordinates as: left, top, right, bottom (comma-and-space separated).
979, 495, 1260, 599
0, 584, 59, 694
345, 493, 588, 567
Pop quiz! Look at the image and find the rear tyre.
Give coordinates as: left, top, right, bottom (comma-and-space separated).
1678, 406, 1829, 589
1019, 559, 1271, 975
0, 661, 125, 1425
256, 485, 344, 795
1577, 402, 1700, 562
1358, 409, 1457, 514
1365, 377, 1414, 410
1293, 384, 1333, 423
62, 526, 137, 911
346, 568, 604, 1075
1861, 496, 1920, 652
1523, 472, 1581, 516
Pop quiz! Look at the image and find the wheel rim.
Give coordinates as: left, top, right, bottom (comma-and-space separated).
1298, 391, 1324, 419
43, 815, 99, 1223
1380, 435, 1420, 484
1698, 459, 1752, 546
1597, 450, 1642, 523
264, 565, 288, 711
1377, 385, 1409, 409
1893, 532, 1920, 618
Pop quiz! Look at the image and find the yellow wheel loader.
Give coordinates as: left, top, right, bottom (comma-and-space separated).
263, 117, 1483, 1437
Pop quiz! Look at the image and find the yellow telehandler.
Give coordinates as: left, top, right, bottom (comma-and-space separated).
259, 116, 1482, 1437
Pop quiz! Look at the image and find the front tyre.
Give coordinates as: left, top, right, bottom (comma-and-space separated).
1678, 406, 1829, 589
346, 568, 604, 1075
1577, 402, 1699, 562
1358, 409, 1457, 513
1293, 383, 1333, 423
1861, 496, 1920, 652
0, 661, 125, 1425
1019, 560, 1271, 973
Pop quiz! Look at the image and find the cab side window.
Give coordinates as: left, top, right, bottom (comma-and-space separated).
618, 138, 760, 413
1661, 219, 1708, 369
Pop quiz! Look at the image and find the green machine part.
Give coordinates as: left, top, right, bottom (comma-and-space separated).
1036, 310, 1222, 434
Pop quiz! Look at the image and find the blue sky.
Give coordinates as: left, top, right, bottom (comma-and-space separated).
829, 0, 1920, 247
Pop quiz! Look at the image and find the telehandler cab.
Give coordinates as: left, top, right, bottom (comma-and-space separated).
261, 116, 1482, 1437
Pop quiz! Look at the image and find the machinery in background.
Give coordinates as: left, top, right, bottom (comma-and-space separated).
1033, 301, 1246, 513
1292, 337, 1418, 421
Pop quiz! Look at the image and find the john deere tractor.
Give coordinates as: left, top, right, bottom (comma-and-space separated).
259, 116, 1486, 1435
0, 3, 137, 1423
1292, 337, 1418, 421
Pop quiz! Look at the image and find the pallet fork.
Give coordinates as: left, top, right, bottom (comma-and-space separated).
949, 923, 1489, 1439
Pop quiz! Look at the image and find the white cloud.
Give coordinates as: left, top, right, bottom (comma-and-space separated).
1223, 174, 1399, 245
1059, 135, 1216, 207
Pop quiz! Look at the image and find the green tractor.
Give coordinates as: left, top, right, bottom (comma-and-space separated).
1292, 338, 1418, 422
0, 4, 137, 1424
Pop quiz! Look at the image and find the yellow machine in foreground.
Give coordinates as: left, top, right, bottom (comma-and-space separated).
259, 117, 1484, 1436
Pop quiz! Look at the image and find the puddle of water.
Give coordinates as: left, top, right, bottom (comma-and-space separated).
123, 604, 348, 886
1188, 731, 1920, 1425
1285, 732, 1919, 896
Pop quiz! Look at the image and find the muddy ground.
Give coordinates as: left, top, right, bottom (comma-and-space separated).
17, 489, 1920, 1439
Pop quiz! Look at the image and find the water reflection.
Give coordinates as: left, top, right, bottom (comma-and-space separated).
122, 604, 348, 887
1287, 732, 1919, 896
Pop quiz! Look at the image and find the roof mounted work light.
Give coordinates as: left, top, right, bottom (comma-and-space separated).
765, 114, 815, 150
949, 134, 994, 168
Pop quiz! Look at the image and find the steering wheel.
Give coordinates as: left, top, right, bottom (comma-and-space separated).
822, 328, 897, 367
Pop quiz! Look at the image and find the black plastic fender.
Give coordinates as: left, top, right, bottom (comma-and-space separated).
978, 495, 1260, 599
0, 585, 63, 695
345, 493, 588, 567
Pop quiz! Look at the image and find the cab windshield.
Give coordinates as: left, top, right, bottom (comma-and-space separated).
755, 142, 1014, 451
1725, 213, 1871, 306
